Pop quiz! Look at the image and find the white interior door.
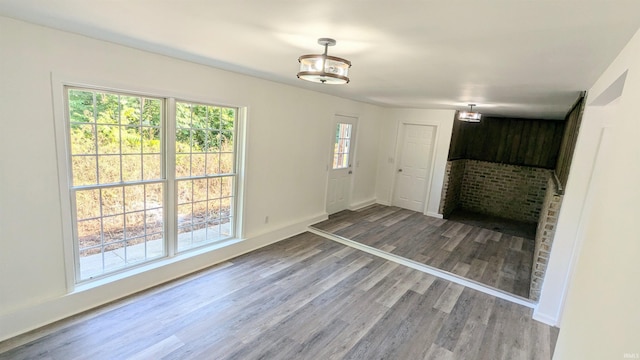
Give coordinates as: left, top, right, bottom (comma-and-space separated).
392, 124, 435, 212
326, 115, 357, 214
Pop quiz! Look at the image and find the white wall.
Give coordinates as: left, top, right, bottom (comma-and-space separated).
0, 16, 383, 341
348, 107, 382, 209
375, 108, 456, 217
533, 100, 611, 325
549, 27, 640, 359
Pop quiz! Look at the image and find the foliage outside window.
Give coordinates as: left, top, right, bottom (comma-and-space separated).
66, 88, 237, 281
175, 102, 236, 252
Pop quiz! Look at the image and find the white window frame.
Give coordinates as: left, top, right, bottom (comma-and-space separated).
173, 99, 239, 253
52, 78, 246, 290
332, 122, 353, 170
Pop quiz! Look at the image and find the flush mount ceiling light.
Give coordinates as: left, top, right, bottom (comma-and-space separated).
297, 38, 351, 84
458, 104, 482, 122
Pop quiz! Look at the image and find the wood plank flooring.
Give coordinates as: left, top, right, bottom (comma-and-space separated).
311, 204, 534, 299
0, 233, 557, 360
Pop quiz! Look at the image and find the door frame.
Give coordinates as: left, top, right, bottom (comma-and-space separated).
389, 121, 440, 215
324, 113, 359, 214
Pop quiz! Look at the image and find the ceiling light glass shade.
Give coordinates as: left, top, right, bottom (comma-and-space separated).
458, 111, 482, 122
298, 55, 351, 84
297, 38, 351, 84
458, 104, 482, 122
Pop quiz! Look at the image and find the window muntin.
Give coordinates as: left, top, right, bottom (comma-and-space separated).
175, 102, 236, 252
332, 122, 352, 169
68, 89, 165, 280
66, 88, 239, 282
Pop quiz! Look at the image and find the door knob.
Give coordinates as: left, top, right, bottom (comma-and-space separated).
348, 170, 353, 174
398, 169, 403, 172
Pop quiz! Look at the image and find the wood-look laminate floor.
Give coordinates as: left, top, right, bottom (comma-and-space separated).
0, 233, 557, 360
312, 204, 534, 299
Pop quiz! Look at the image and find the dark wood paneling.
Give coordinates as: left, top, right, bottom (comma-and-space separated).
448, 116, 566, 169
555, 96, 585, 188
508, 119, 524, 164
448, 112, 466, 160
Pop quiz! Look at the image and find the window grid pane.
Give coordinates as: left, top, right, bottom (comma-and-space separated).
68, 88, 165, 281
332, 123, 352, 169
68, 90, 163, 187
175, 102, 236, 179
175, 100, 236, 252
75, 183, 165, 280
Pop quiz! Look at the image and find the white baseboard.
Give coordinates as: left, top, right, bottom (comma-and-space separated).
0, 213, 327, 343
426, 211, 444, 219
376, 200, 391, 206
532, 309, 559, 327
349, 198, 377, 211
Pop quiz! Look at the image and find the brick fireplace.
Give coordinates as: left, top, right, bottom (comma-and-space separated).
440, 159, 551, 223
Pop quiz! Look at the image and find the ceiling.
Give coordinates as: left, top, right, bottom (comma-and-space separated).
2, 1, 640, 119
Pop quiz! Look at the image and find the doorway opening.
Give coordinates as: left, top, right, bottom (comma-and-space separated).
439, 96, 585, 300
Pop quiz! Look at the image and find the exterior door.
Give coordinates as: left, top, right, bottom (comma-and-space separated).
392, 124, 435, 212
326, 115, 357, 214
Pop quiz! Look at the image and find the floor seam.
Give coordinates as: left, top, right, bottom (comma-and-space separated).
308, 226, 536, 309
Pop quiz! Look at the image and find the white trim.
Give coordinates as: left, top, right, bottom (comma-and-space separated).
235, 106, 248, 240
386, 120, 402, 203
423, 124, 440, 216
0, 213, 324, 342
166, 98, 177, 257
349, 198, 377, 211
426, 212, 444, 219
308, 227, 536, 309
50, 73, 77, 292
388, 120, 402, 207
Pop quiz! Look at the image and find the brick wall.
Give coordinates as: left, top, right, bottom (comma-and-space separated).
459, 160, 551, 223
439, 160, 466, 217
529, 177, 564, 301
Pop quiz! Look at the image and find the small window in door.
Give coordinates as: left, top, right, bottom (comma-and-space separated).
332, 123, 352, 169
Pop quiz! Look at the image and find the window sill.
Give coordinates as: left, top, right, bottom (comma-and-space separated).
71, 237, 244, 294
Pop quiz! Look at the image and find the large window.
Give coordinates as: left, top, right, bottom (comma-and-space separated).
65, 88, 238, 282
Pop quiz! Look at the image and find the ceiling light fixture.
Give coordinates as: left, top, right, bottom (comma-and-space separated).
297, 38, 351, 84
458, 104, 482, 122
